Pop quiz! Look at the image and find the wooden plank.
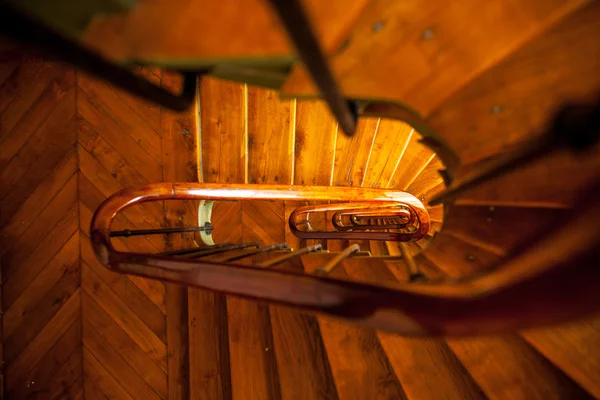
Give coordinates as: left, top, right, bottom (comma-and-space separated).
77, 88, 163, 183
83, 320, 162, 400
332, 117, 379, 187
443, 205, 560, 255
81, 261, 168, 372
445, 336, 592, 399
422, 232, 501, 278
227, 297, 280, 399
81, 0, 368, 61
5, 289, 80, 394
0, 144, 76, 231
1, 174, 78, 270
428, 1, 600, 163
200, 76, 247, 184
241, 200, 285, 246
211, 201, 243, 244
300, 255, 407, 400
4, 259, 79, 365
522, 318, 600, 398
455, 146, 600, 208
84, 376, 110, 400
188, 289, 231, 400
0, 84, 76, 191
268, 259, 337, 399
83, 348, 134, 400
416, 252, 592, 399
406, 156, 444, 197
364, 119, 413, 189
29, 346, 82, 400
247, 86, 295, 185
293, 100, 338, 186
77, 74, 163, 163
388, 134, 436, 190
0, 138, 76, 238
81, 233, 167, 343
343, 258, 486, 399
0, 63, 69, 148
2, 207, 77, 307
83, 292, 167, 398
281, 0, 589, 116
6, 310, 81, 399
0, 62, 42, 115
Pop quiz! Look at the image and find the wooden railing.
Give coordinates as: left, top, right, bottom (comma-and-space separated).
90, 182, 600, 336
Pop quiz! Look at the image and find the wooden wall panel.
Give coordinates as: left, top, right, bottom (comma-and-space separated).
200, 76, 247, 184
332, 117, 379, 187
293, 100, 338, 186
0, 61, 82, 399
77, 70, 171, 400
247, 86, 295, 185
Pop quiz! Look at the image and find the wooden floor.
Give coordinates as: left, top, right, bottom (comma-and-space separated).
2, 59, 600, 399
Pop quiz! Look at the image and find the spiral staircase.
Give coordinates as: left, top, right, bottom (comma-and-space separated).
176, 54, 600, 397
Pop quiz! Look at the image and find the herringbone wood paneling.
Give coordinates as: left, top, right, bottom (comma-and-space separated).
77, 70, 173, 400
1, 60, 198, 399
0, 61, 82, 399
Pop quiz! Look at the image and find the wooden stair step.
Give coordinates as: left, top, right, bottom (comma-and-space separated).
416, 252, 593, 399
300, 255, 407, 400
343, 257, 486, 399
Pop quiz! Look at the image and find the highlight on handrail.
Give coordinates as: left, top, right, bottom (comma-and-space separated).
90, 182, 600, 336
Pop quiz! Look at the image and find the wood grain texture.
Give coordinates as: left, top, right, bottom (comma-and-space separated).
388, 134, 436, 190
294, 100, 338, 186
428, 0, 600, 164
281, 0, 589, 115
268, 259, 338, 400
81, 0, 369, 61
523, 318, 600, 398
363, 119, 413, 189
0, 61, 82, 400
247, 87, 295, 185
200, 76, 247, 184
332, 117, 379, 187
343, 258, 486, 400
300, 255, 406, 400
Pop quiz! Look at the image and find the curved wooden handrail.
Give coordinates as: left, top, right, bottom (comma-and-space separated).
91, 181, 600, 336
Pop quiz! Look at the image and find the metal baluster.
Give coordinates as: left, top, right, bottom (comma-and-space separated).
219, 243, 289, 262
255, 244, 323, 268
315, 244, 360, 274
398, 243, 426, 282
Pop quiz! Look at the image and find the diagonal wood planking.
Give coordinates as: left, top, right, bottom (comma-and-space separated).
1, 60, 194, 399
0, 61, 82, 399
77, 69, 172, 400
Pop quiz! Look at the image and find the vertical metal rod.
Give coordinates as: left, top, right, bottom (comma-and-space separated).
267, 0, 357, 136
316, 244, 360, 274
256, 244, 322, 268
398, 243, 426, 282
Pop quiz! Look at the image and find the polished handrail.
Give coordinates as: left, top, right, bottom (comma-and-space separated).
90, 181, 600, 336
